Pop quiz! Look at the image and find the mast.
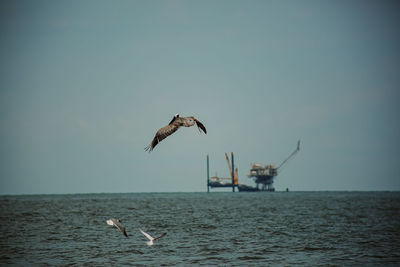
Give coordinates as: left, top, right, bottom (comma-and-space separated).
231, 152, 235, 192
207, 154, 210, 193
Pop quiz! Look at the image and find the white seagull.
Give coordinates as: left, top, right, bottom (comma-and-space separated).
145, 114, 207, 152
107, 218, 128, 238
139, 229, 166, 246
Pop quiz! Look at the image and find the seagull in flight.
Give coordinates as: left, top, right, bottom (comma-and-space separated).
139, 229, 166, 246
107, 218, 128, 238
145, 114, 207, 152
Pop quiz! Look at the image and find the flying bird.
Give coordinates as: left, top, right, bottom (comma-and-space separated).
107, 218, 128, 238
145, 114, 207, 152
139, 229, 166, 246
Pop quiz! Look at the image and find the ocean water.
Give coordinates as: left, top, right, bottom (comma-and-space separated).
1, 191, 399, 266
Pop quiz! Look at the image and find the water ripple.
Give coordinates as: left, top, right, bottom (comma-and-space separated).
1, 192, 399, 265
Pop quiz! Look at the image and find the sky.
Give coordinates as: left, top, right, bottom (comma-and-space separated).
1, 0, 399, 194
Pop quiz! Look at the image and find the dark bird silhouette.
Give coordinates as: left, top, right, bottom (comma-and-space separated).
145, 114, 207, 152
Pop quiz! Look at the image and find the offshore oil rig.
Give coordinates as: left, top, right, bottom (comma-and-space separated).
245, 140, 300, 191
207, 140, 300, 192
206, 152, 239, 192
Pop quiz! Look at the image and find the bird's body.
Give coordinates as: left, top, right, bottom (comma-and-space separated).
139, 229, 166, 246
145, 114, 207, 152
107, 218, 128, 237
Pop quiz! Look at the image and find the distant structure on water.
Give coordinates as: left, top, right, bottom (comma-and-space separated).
206, 152, 238, 192
206, 140, 300, 192
245, 140, 300, 191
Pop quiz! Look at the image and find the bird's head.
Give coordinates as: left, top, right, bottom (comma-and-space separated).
175, 113, 180, 118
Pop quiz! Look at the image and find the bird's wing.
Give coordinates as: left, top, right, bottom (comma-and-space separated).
168, 115, 177, 125
154, 232, 167, 241
145, 124, 180, 152
193, 118, 207, 134
139, 229, 154, 241
114, 220, 128, 238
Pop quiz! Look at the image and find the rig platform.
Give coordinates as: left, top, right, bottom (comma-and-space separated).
207, 140, 300, 192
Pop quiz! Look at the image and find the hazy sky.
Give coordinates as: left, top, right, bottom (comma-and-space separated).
1, 0, 399, 194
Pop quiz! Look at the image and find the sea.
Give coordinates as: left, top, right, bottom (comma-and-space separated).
1, 191, 399, 266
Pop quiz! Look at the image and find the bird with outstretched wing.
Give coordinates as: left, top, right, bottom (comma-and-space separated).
145, 114, 207, 152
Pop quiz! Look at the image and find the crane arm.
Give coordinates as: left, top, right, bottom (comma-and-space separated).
225, 152, 234, 178
277, 140, 300, 170
234, 168, 239, 185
